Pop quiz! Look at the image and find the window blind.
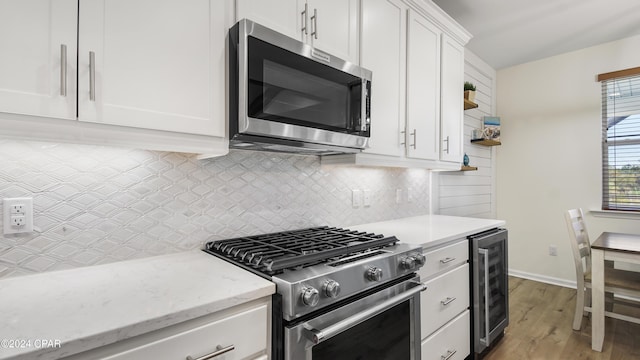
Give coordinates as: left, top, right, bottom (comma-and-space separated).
600, 68, 640, 211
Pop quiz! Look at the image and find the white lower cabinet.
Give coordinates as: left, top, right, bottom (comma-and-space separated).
420, 238, 470, 360
65, 299, 270, 360
421, 310, 470, 360
421, 263, 469, 336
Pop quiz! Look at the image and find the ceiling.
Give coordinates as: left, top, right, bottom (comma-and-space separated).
432, 0, 640, 69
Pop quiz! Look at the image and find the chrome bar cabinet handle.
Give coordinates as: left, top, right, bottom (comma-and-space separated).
186, 344, 235, 360
400, 130, 406, 146
301, 3, 308, 35
441, 297, 456, 306
311, 8, 318, 39
440, 257, 455, 264
441, 349, 457, 360
410, 129, 417, 149
443, 135, 450, 153
89, 51, 96, 101
60, 44, 67, 96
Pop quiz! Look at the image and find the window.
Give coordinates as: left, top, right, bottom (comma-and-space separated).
599, 67, 640, 211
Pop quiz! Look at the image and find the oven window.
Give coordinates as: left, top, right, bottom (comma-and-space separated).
247, 37, 366, 135
312, 302, 410, 360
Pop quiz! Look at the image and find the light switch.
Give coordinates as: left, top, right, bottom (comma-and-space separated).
363, 189, 371, 207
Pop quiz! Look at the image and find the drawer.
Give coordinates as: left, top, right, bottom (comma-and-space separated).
418, 240, 468, 280
101, 304, 269, 360
420, 263, 469, 337
421, 310, 470, 360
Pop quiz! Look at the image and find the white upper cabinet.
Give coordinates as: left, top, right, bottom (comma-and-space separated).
440, 34, 465, 163
406, 9, 441, 161
322, 0, 471, 169
236, 0, 301, 40
0, 0, 229, 155
361, 0, 407, 157
236, 0, 360, 64
78, 0, 226, 137
0, 0, 77, 120
306, 0, 360, 64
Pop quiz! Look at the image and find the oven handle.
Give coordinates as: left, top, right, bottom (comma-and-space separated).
479, 248, 490, 346
304, 281, 427, 345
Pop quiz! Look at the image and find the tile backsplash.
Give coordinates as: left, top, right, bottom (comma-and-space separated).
0, 140, 430, 278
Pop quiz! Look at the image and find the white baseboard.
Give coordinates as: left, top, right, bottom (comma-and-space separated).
508, 269, 576, 289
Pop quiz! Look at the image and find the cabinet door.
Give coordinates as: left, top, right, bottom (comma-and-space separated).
439, 34, 464, 163
361, 0, 406, 157
100, 304, 268, 360
406, 10, 440, 160
77, 0, 228, 137
236, 0, 301, 41
0, 0, 77, 120
308, 0, 359, 64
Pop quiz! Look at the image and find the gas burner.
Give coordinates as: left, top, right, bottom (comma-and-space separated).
204, 226, 399, 276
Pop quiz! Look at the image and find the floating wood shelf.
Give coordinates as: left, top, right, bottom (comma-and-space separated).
464, 99, 478, 110
461, 165, 478, 171
471, 139, 501, 146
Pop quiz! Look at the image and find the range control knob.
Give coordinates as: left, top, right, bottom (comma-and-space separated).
301, 287, 320, 307
366, 267, 383, 282
400, 256, 416, 270
323, 280, 341, 298
412, 253, 426, 267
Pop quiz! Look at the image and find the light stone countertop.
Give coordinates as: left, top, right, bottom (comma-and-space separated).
349, 214, 506, 249
0, 250, 275, 360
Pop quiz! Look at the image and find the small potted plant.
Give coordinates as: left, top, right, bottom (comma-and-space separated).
464, 81, 476, 102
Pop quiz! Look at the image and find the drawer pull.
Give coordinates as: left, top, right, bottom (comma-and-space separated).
441, 297, 456, 306
440, 257, 456, 264
441, 349, 457, 360
186, 344, 235, 360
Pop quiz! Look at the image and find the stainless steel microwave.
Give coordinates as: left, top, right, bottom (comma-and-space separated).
229, 19, 372, 155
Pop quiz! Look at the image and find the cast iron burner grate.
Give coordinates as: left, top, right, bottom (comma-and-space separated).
204, 226, 398, 276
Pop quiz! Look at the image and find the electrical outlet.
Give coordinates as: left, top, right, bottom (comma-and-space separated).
11, 215, 25, 227
3, 197, 34, 234
11, 204, 25, 214
548, 245, 557, 256
352, 189, 363, 208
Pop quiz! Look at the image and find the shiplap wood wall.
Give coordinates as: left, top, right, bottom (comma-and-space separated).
434, 51, 497, 218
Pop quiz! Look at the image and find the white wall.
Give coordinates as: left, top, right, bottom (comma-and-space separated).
436, 50, 497, 218
496, 34, 640, 284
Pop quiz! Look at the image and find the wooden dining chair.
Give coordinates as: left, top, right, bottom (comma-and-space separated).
565, 208, 640, 330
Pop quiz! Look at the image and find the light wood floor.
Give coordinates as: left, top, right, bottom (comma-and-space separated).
482, 277, 640, 360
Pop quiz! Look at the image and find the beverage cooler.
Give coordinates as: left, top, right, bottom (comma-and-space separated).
469, 228, 509, 357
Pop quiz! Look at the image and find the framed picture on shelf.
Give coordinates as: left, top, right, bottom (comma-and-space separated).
482, 116, 501, 141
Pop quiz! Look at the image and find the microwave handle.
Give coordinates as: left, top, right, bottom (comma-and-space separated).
304, 282, 427, 345
361, 80, 370, 132
479, 248, 491, 346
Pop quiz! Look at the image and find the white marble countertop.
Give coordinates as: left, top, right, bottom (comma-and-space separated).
349, 214, 505, 249
0, 250, 274, 360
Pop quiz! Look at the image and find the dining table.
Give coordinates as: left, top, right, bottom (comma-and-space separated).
590, 231, 640, 351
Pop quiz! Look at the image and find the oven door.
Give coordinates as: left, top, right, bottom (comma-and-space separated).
285, 275, 425, 360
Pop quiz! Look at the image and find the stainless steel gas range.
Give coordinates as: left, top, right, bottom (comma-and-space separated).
204, 226, 427, 360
